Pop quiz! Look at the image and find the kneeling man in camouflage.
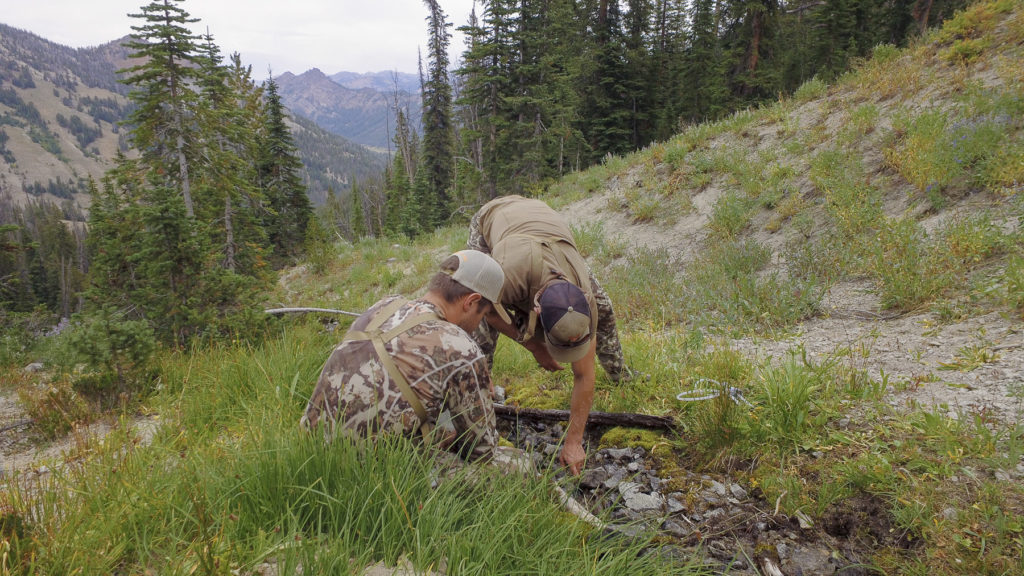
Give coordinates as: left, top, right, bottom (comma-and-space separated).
301, 250, 512, 463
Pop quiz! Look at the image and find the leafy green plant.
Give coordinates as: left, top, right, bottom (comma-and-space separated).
871, 43, 901, 64
750, 357, 823, 452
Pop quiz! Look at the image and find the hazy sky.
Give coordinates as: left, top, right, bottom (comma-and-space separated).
0, 0, 479, 76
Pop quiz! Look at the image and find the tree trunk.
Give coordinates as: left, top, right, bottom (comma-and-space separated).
223, 195, 236, 271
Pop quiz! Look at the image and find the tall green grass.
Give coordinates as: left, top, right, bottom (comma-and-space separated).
2, 321, 706, 575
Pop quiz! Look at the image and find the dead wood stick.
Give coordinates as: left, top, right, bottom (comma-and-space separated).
494, 404, 677, 431
265, 307, 361, 317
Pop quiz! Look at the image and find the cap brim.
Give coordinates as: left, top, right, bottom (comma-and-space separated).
491, 303, 512, 325
545, 336, 590, 364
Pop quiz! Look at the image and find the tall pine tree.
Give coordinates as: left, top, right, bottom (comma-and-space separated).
419, 0, 456, 228
258, 76, 312, 264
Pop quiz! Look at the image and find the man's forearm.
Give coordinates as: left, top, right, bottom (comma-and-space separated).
566, 341, 598, 444
485, 310, 520, 341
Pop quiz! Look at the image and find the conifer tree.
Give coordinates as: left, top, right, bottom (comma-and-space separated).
88, 0, 274, 345
580, 0, 634, 158
120, 0, 203, 219
258, 76, 311, 264
420, 0, 456, 228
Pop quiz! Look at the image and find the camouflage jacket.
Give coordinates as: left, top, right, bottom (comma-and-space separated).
301, 296, 497, 462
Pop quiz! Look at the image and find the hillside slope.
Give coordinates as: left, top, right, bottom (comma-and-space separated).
276, 68, 421, 150
0, 25, 386, 211
0, 25, 132, 211
552, 0, 1023, 421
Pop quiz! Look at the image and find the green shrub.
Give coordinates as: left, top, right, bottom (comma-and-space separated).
871, 43, 901, 64
873, 218, 941, 310
750, 357, 824, 453
794, 77, 828, 102
58, 308, 157, 403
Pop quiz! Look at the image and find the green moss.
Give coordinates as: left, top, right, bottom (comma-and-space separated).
597, 428, 664, 451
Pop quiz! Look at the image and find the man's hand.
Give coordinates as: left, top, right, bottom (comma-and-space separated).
523, 338, 562, 372
560, 441, 586, 476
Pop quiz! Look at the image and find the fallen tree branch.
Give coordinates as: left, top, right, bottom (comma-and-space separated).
265, 307, 361, 317
494, 404, 677, 431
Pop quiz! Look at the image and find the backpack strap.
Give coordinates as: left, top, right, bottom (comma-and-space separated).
345, 298, 440, 440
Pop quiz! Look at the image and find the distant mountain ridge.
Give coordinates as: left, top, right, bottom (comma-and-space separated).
0, 23, 387, 211
330, 70, 419, 94
275, 68, 421, 150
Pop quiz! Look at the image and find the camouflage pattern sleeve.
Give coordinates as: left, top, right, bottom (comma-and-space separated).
440, 346, 498, 462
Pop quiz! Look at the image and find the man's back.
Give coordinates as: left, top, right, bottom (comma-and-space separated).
475, 195, 577, 248
302, 296, 497, 460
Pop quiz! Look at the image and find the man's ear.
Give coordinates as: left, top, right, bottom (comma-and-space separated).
464, 292, 483, 311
